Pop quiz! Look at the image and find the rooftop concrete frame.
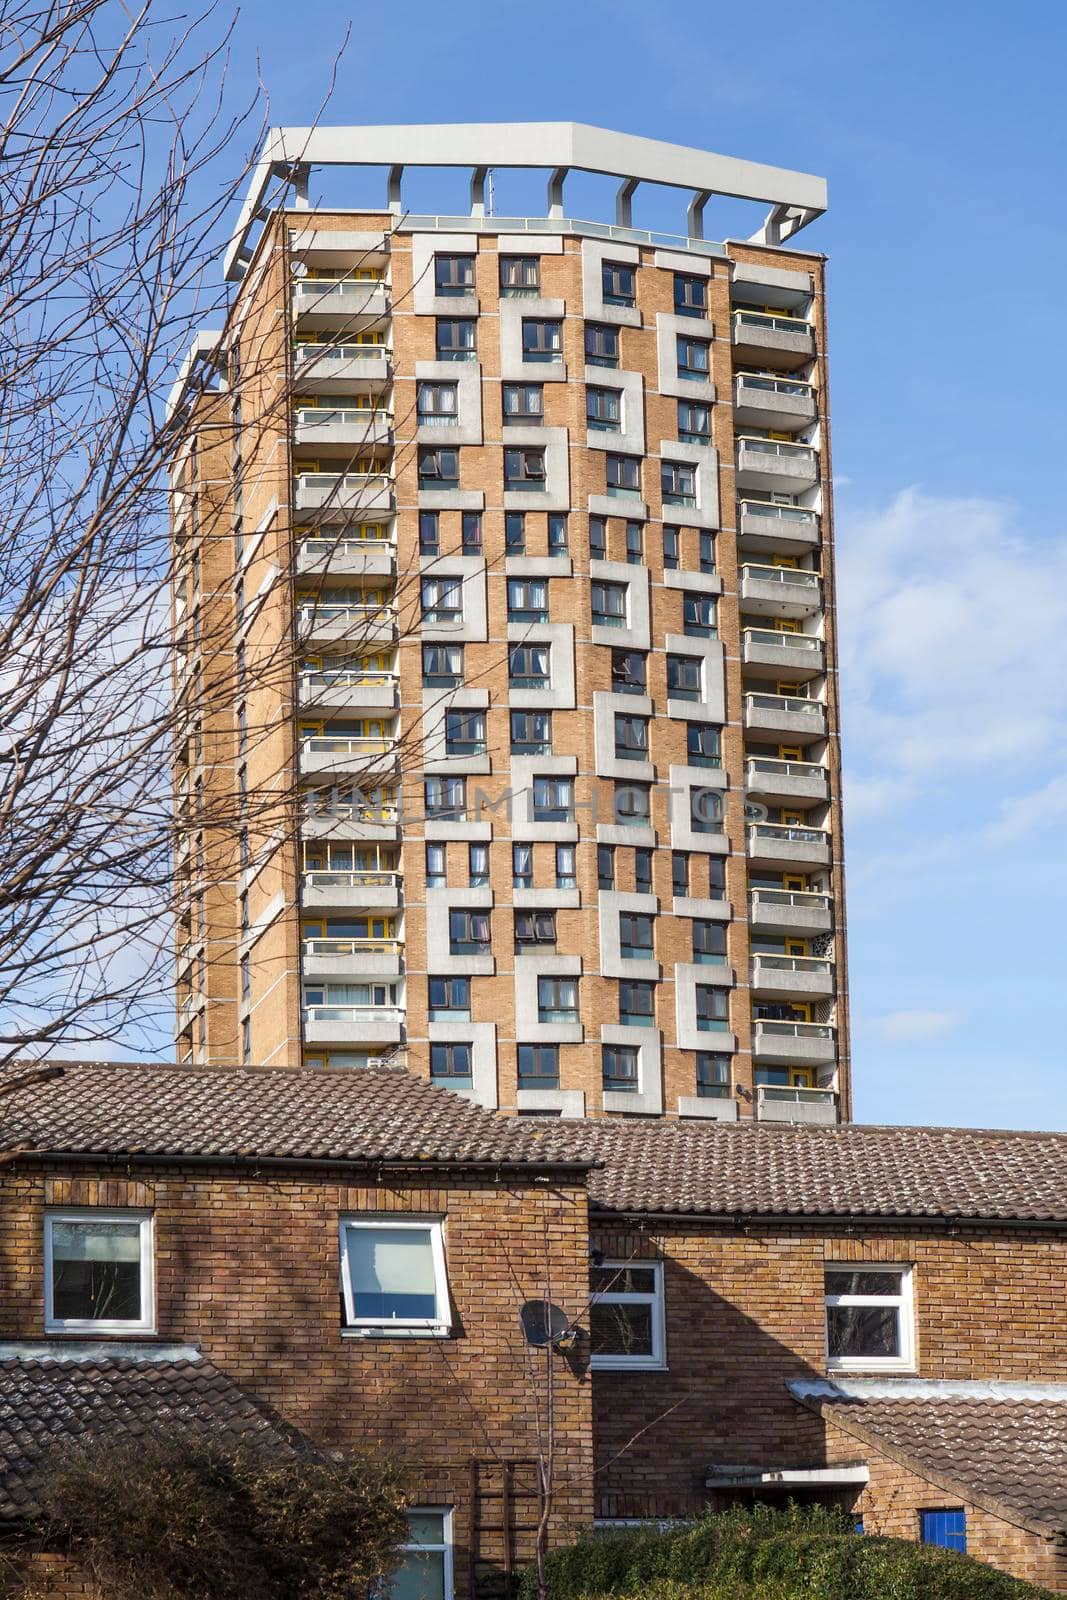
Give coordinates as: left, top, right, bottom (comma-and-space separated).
224, 121, 828, 279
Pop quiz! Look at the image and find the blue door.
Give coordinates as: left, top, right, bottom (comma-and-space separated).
921, 1509, 966, 1552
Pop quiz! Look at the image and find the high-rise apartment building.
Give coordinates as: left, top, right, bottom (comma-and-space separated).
170, 123, 849, 1124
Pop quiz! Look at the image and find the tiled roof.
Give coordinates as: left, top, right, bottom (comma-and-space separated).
0, 1062, 576, 1170
790, 1378, 1067, 1535
534, 1117, 1067, 1222
0, 1345, 298, 1519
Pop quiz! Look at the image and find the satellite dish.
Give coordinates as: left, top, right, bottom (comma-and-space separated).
520, 1300, 573, 1348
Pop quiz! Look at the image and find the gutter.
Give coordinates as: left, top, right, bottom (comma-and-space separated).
9, 1149, 598, 1180
589, 1208, 1067, 1233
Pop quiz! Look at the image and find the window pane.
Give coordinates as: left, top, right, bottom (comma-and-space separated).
346, 1226, 437, 1320
590, 1266, 657, 1295
825, 1271, 902, 1297
826, 1305, 900, 1359
51, 1220, 143, 1322
391, 1548, 446, 1600
590, 1302, 653, 1358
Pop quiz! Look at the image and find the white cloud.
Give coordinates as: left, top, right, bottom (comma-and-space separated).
865, 1009, 961, 1044
985, 773, 1067, 841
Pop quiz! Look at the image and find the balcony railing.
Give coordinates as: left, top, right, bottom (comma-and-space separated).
301, 799, 399, 824
755, 1020, 834, 1042
736, 375, 814, 399
750, 888, 833, 913
303, 870, 400, 890
293, 342, 391, 364
297, 603, 398, 629
749, 823, 830, 846
738, 500, 818, 527
299, 668, 397, 692
293, 408, 393, 429
737, 437, 816, 462
743, 628, 822, 652
293, 278, 386, 300
302, 1004, 401, 1025
295, 472, 392, 497
742, 565, 820, 591
757, 1084, 836, 1105
753, 955, 834, 975
746, 757, 825, 779
733, 310, 814, 337
300, 736, 395, 756
745, 693, 824, 717
302, 938, 402, 957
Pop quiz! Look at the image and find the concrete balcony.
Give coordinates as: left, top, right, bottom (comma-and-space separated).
291, 279, 390, 331
301, 800, 401, 845
748, 889, 834, 937
302, 1003, 403, 1046
292, 407, 394, 451
737, 501, 820, 556
293, 473, 394, 517
732, 309, 815, 371
756, 1085, 838, 1125
747, 823, 832, 870
752, 1019, 836, 1065
292, 343, 391, 395
741, 628, 824, 680
745, 757, 828, 807
296, 602, 399, 649
743, 692, 827, 742
298, 670, 398, 717
736, 437, 819, 495
751, 954, 835, 1001
739, 564, 822, 619
301, 871, 402, 914
301, 939, 402, 983
296, 538, 395, 582
733, 374, 817, 432
298, 735, 399, 782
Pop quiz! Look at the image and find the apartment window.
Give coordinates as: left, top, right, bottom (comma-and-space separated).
512, 843, 533, 890
436, 319, 476, 361
602, 260, 636, 307
614, 782, 650, 826
674, 273, 707, 317
340, 1219, 449, 1333
445, 710, 486, 757
517, 1044, 559, 1088
537, 976, 578, 1023
500, 255, 540, 296
667, 653, 702, 701
511, 710, 551, 754
683, 594, 717, 637
461, 511, 482, 554
707, 857, 727, 897
239, 952, 251, 1002
468, 843, 490, 888
663, 526, 680, 570
699, 531, 715, 573
417, 381, 458, 425
555, 843, 576, 889
239, 892, 249, 934
45, 1212, 154, 1333
619, 912, 654, 960
505, 511, 526, 553
435, 254, 475, 296
504, 447, 547, 490
662, 461, 696, 508
421, 575, 462, 623
521, 319, 562, 363
634, 848, 653, 894
611, 649, 646, 695
605, 453, 640, 498
449, 910, 490, 955
601, 1044, 639, 1094
585, 323, 619, 368
507, 578, 548, 622
625, 521, 643, 564
419, 511, 440, 554
430, 1042, 473, 1088
678, 400, 712, 444
425, 776, 466, 821
614, 713, 649, 761
619, 979, 655, 1026
392, 1511, 455, 1600
532, 777, 573, 822
428, 977, 470, 1021
419, 447, 459, 490
921, 1511, 967, 1553
687, 724, 721, 767
502, 383, 543, 423
587, 386, 621, 431
515, 911, 556, 949
692, 920, 727, 965
597, 844, 616, 891
508, 643, 550, 689
241, 1015, 251, 1064
690, 786, 723, 833
825, 1267, 914, 1371
591, 580, 627, 628
589, 516, 607, 559
422, 643, 463, 687
695, 984, 729, 1032
548, 513, 568, 554
590, 1261, 664, 1367
672, 852, 689, 896
676, 334, 710, 380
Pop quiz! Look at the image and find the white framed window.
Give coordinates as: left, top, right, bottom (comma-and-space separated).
824, 1265, 914, 1372
340, 1218, 450, 1337
589, 1260, 665, 1369
390, 1508, 454, 1600
44, 1211, 154, 1334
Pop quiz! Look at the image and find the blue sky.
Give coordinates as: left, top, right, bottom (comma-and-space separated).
218, 0, 1067, 1128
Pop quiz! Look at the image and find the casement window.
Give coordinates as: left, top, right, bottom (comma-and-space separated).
602, 260, 636, 307
674, 273, 707, 317
517, 1044, 559, 1088
417, 382, 458, 425
512, 842, 533, 890
587, 386, 622, 431
589, 515, 607, 559
448, 910, 490, 955
532, 776, 573, 822
613, 782, 650, 826
537, 976, 578, 1023
597, 844, 616, 890
505, 511, 526, 552
304, 980, 397, 1016
461, 511, 482, 554
619, 979, 655, 1026
662, 525, 680, 571
619, 912, 654, 960
825, 1266, 915, 1372
590, 1260, 665, 1368
614, 714, 649, 761
418, 447, 460, 490
435, 254, 475, 296
695, 984, 730, 1031
45, 1212, 154, 1334
696, 1052, 731, 1099
678, 400, 712, 444
421, 576, 462, 623
504, 447, 547, 489
419, 510, 440, 554
601, 1044, 639, 1093
424, 776, 466, 821
435, 319, 476, 361
422, 643, 463, 687
585, 323, 619, 368
683, 594, 717, 638
508, 644, 550, 689
339, 1219, 450, 1335
502, 383, 543, 423
625, 521, 643, 565
676, 334, 711, 380
521, 319, 562, 363
511, 710, 551, 755
591, 580, 627, 629
699, 531, 716, 573
672, 851, 689, 896
429, 976, 470, 1021
444, 710, 486, 756
690, 786, 723, 834
390, 1510, 455, 1600
548, 513, 568, 554
634, 848, 653, 895
500, 255, 540, 297
662, 461, 697, 508
707, 857, 727, 896
555, 843, 576, 889
687, 723, 721, 767
921, 1511, 966, 1552
611, 649, 646, 695
468, 843, 489, 888
430, 1042, 473, 1087
507, 578, 548, 622
515, 910, 557, 948
692, 920, 727, 965
667, 653, 702, 701
425, 843, 447, 889
605, 454, 640, 497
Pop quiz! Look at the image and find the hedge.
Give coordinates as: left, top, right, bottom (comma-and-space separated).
521, 1504, 1058, 1600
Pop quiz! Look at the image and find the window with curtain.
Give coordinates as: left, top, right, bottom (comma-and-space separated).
340, 1221, 448, 1332
46, 1213, 153, 1333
